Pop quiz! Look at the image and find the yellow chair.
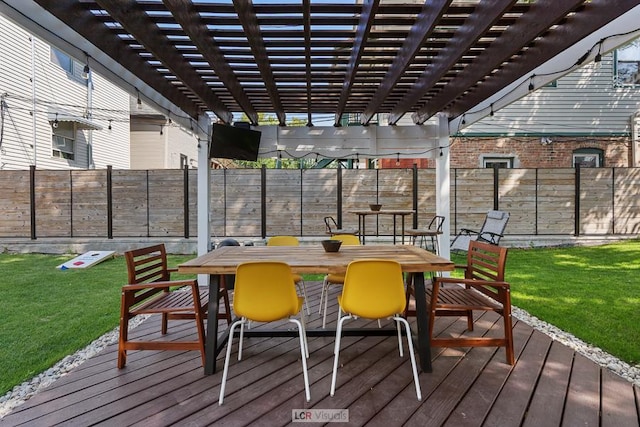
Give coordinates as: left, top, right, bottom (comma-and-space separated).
267, 236, 309, 315
219, 261, 310, 404
330, 259, 421, 401
318, 234, 361, 328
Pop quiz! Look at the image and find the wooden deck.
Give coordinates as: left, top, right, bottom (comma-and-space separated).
2, 283, 639, 427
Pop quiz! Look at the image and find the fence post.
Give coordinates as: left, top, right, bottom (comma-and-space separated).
29, 165, 36, 240
493, 164, 499, 210
574, 163, 580, 236
337, 163, 343, 228
261, 164, 266, 239
183, 165, 189, 239
107, 165, 113, 239
412, 163, 418, 228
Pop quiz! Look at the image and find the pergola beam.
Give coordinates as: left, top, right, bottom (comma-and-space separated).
164, 0, 258, 125
388, 0, 517, 125
360, 0, 452, 125
233, 0, 286, 126
95, 0, 232, 123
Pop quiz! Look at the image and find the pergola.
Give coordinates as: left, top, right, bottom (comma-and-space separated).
1, 0, 640, 259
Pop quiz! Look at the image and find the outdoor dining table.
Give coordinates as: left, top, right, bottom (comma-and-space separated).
179, 244, 454, 375
349, 209, 415, 244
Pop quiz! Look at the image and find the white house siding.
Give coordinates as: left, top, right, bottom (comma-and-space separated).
0, 14, 129, 170
464, 53, 640, 136
130, 119, 198, 169
89, 73, 130, 169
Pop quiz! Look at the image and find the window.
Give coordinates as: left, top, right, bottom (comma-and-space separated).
483, 157, 513, 168
615, 39, 640, 86
52, 121, 76, 160
50, 47, 85, 81
573, 148, 603, 168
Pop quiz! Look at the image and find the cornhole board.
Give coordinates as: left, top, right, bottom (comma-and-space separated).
57, 251, 115, 269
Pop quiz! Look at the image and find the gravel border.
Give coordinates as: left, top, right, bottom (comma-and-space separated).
2, 309, 639, 418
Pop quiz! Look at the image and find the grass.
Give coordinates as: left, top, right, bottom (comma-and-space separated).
1, 241, 639, 396
0, 252, 195, 396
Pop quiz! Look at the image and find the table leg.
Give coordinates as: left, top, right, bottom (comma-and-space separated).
360, 215, 366, 244
392, 214, 397, 244
204, 274, 221, 375
410, 272, 433, 373
401, 215, 406, 244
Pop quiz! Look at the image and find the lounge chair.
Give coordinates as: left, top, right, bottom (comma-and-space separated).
450, 210, 509, 252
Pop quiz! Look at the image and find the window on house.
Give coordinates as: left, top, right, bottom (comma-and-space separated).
50, 47, 85, 81
483, 157, 513, 168
52, 121, 76, 160
615, 39, 640, 86
573, 148, 603, 168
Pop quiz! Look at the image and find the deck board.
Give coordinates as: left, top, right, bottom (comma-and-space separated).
2, 281, 639, 427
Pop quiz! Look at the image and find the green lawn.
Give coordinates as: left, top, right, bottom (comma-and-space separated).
1, 241, 639, 396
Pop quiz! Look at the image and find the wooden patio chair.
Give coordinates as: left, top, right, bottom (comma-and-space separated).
118, 244, 208, 368
427, 240, 514, 364
450, 210, 509, 253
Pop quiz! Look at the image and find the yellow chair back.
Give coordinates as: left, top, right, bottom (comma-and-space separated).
340, 259, 406, 319
267, 236, 300, 246
330, 234, 360, 245
234, 261, 302, 322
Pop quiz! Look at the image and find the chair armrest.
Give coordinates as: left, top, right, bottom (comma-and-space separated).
122, 279, 197, 292
167, 267, 179, 274
460, 228, 479, 236
478, 232, 504, 244
433, 276, 510, 289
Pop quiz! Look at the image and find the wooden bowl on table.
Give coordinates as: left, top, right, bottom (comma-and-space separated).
321, 239, 342, 253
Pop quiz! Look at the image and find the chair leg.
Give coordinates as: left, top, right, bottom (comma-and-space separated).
238, 319, 246, 361
330, 314, 352, 396
117, 313, 129, 369
296, 280, 310, 316
219, 319, 243, 405
394, 316, 422, 401
318, 276, 329, 315
289, 318, 311, 402
396, 319, 404, 357
299, 311, 309, 359
161, 313, 168, 335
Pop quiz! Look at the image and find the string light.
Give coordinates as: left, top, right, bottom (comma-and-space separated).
108, 120, 112, 130
396, 152, 400, 165
528, 75, 535, 91
461, 114, 466, 125
52, 113, 59, 128
159, 125, 163, 135
489, 103, 494, 117
82, 54, 90, 80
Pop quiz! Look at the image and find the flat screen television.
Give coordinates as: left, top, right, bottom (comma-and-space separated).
209, 123, 262, 161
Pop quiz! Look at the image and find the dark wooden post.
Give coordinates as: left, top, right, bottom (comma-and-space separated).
183, 165, 189, 238
107, 165, 113, 239
337, 163, 343, 228
412, 163, 418, 228
574, 163, 580, 236
493, 164, 500, 210
261, 164, 266, 239
29, 165, 36, 240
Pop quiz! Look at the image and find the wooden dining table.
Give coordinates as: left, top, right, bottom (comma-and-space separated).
179, 244, 454, 375
349, 209, 415, 244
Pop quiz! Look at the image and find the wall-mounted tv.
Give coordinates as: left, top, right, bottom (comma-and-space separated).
209, 123, 262, 161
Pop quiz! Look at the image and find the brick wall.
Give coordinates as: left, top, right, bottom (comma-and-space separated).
381, 136, 630, 168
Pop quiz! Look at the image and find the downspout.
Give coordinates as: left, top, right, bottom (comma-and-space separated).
86, 66, 95, 169
30, 36, 37, 167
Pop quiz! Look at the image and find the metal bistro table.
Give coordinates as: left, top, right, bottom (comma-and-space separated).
349, 209, 415, 244
179, 244, 454, 375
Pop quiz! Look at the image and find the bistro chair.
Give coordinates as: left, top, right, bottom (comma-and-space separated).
118, 244, 208, 368
406, 215, 445, 254
219, 261, 310, 404
323, 216, 359, 237
330, 259, 421, 401
418, 240, 514, 365
450, 210, 509, 253
266, 236, 309, 315
318, 233, 361, 328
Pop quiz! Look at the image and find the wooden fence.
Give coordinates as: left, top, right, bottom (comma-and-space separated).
1, 165, 640, 240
